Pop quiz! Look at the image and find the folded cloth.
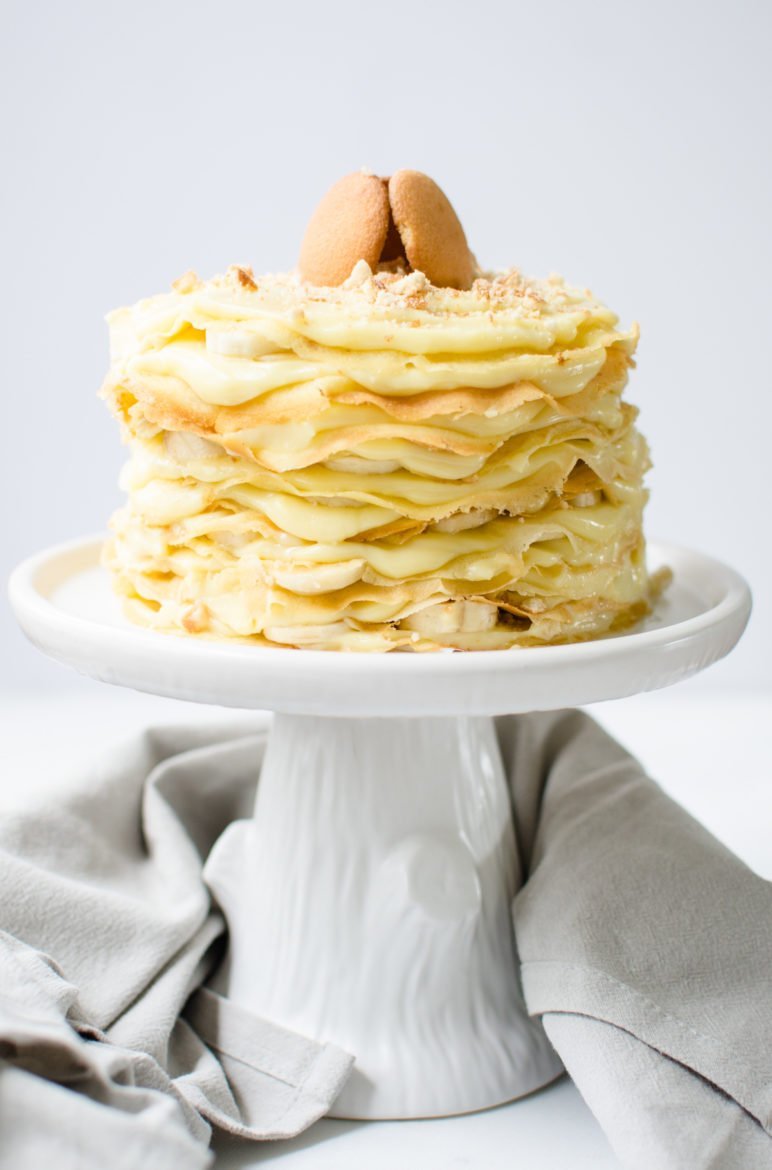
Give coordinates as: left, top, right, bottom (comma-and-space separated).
502, 713, 772, 1169
0, 712, 770, 1170
0, 720, 353, 1170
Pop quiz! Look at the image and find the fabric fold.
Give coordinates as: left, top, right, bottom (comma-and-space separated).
0, 710, 770, 1170
505, 710, 772, 1167
184, 987, 354, 1138
0, 716, 353, 1168
521, 958, 772, 1134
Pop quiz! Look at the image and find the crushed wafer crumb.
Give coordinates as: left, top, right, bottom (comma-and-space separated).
172, 270, 203, 294
234, 265, 258, 290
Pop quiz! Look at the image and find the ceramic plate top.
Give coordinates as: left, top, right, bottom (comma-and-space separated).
9, 536, 751, 716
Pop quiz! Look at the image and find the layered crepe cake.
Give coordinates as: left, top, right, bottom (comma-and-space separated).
101, 170, 659, 651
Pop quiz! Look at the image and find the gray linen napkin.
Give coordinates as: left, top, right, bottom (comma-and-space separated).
502, 712, 772, 1169
0, 720, 353, 1170
0, 711, 770, 1170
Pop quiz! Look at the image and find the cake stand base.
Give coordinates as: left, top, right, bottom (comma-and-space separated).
205, 714, 562, 1118
9, 537, 751, 1119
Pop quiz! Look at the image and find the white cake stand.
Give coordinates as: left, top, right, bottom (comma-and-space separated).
9, 537, 751, 1120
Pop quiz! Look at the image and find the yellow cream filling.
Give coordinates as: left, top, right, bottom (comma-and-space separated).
102, 264, 651, 651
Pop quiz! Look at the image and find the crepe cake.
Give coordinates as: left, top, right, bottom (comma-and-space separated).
101, 169, 662, 651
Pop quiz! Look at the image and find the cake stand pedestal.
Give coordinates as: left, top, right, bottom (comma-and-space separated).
9, 538, 751, 1119
205, 713, 558, 1117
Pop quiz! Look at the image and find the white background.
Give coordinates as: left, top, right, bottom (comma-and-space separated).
1, 7, 770, 1165
2, 0, 771, 692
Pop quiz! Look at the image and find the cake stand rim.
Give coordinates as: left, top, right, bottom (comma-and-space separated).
8, 533, 752, 715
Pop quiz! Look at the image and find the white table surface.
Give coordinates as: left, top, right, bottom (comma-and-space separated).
1, 678, 769, 1169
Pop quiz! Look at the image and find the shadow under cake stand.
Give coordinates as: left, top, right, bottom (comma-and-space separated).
9, 537, 751, 1119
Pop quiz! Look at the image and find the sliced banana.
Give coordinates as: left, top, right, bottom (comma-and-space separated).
324, 456, 401, 475
206, 326, 279, 359
212, 531, 250, 551
270, 559, 366, 595
264, 621, 350, 645
433, 509, 496, 534
130, 480, 210, 525
402, 599, 498, 636
304, 495, 364, 509
164, 431, 221, 462
572, 491, 602, 508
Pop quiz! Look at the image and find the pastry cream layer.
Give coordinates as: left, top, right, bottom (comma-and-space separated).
102, 263, 655, 651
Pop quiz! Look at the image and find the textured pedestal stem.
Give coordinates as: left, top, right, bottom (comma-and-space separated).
206, 715, 560, 1118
